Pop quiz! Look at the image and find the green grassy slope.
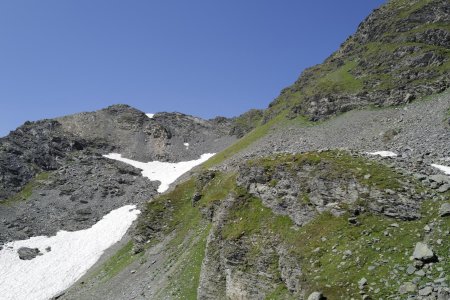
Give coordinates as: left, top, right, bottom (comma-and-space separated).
264, 0, 449, 122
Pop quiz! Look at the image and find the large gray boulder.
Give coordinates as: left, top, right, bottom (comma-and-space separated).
17, 247, 41, 260
413, 242, 435, 262
307, 291, 324, 300
439, 203, 450, 217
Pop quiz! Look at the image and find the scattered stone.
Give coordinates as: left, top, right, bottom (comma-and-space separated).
418, 286, 433, 296
348, 217, 359, 225
439, 203, 450, 217
399, 282, 417, 294
438, 184, 450, 193
358, 278, 368, 289
406, 265, 416, 275
429, 175, 450, 185
191, 192, 202, 205
413, 242, 436, 262
45, 246, 51, 252
415, 269, 425, 277
390, 223, 400, 228
424, 225, 431, 232
17, 247, 41, 260
307, 291, 324, 300
413, 260, 424, 268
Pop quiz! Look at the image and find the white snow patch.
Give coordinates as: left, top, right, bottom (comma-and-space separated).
0, 205, 140, 300
367, 151, 398, 157
184, 142, 189, 149
146, 113, 155, 119
103, 153, 215, 193
431, 164, 450, 175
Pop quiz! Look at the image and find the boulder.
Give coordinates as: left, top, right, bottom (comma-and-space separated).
307, 291, 324, 300
398, 282, 417, 294
439, 203, 450, 217
17, 247, 41, 260
412, 242, 435, 262
429, 175, 450, 185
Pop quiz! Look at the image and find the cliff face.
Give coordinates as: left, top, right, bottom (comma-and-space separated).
266, 0, 449, 121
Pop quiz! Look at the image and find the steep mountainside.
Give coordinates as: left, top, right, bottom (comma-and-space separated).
1, 0, 449, 299
60, 0, 450, 299
265, 0, 449, 122
63, 92, 450, 300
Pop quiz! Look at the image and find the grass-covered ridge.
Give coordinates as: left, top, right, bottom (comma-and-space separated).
82, 150, 449, 299
202, 112, 288, 168
264, 0, 450, 122
246, 150, 421, 192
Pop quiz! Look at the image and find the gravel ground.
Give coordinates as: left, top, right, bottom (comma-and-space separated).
221, 89, 450, 176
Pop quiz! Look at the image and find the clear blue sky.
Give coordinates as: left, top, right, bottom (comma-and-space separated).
0, 0, 385, 137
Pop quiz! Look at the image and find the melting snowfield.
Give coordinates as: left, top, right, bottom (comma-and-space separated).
103, 153, 215, 192
432, 164, 450, 175
0, 205, 140, 300
367, 151, 398, 157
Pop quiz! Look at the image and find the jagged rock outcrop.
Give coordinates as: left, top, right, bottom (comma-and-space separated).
0, 120, 86, 199
267, 0, 450, 122
237, 151, 426, 224
0, 151, 157, 244
58, 105, 236, 162
0, 105, 237, 246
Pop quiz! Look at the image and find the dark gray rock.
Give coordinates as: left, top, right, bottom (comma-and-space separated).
17, 247, 41, 260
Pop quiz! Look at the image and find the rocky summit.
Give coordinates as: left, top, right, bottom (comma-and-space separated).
1, 0, 450, 299
0, 107, 237, 246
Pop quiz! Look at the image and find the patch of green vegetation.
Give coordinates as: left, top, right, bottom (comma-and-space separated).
231, 109, 264, 138
387, 0, 434, 19
1, 172, 50, 205
265, 284, 295, 300
137, 179, 198, 241
163, 224, 210, 299
247, 151, 416, 192
197, 172, 237, 207
93, 241, 143, 282
137, 178, 215, 299
313, 61, 363, 94
202, 112, 288, 169
260, 0, 449, 125
216, 150, 447, 297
